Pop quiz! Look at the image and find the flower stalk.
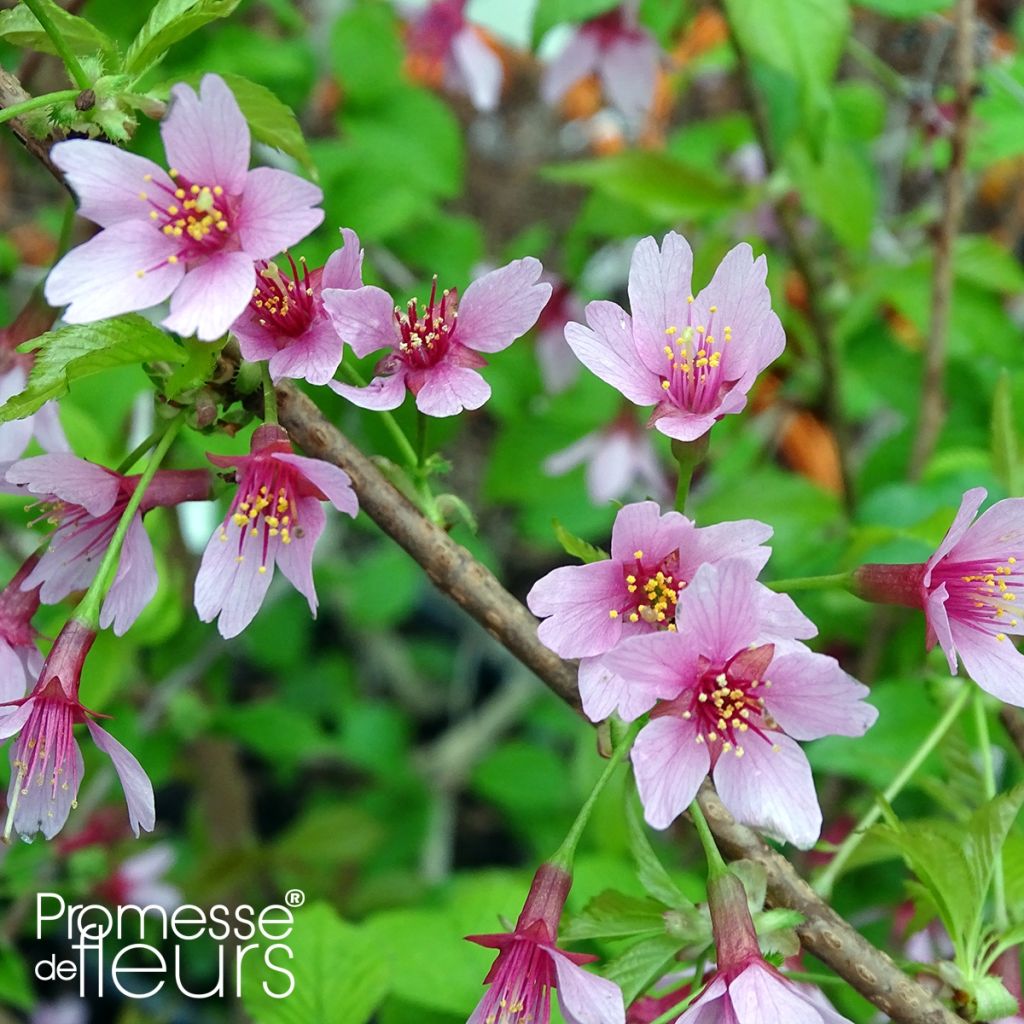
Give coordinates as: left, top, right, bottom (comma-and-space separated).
20, 0, 91, 89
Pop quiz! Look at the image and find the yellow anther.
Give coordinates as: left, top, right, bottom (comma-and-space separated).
168, 255, 178, 264
662, 380, 671, 390
608, 610, 619, 619
665, 326, 677, 335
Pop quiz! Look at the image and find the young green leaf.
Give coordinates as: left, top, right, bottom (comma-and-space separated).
602, 931, 688, 1004
0, 0, 116, 59
125, 0, 243, 78
2, 315, 187, 424
561, 889, 668, 941
552, 518, 608, 563
626, 798, 693, 909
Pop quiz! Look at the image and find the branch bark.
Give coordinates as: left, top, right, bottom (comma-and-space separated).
908, 0, 976, 479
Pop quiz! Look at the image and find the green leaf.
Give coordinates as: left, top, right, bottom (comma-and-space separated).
0, 315, 187, 424
603, 932, 687, 1004
626, 798, 693, 909
543, 151, 740, 222
561, 889, 668, 941
125, 0, 243, 77
0, 941, 32, 1011
855, 0, 952, 14
992, 370, 1022, 496
553, 518, 608, 564
0, 0, 116, 58
242, 902, 388, 1024
532, 0, 620, 44
330, 0, 404, 104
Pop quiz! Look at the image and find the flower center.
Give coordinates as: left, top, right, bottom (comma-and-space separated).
936, 555, 1023, 639
250, 256, 317, 338
135, 168, 233, 278
393, 277, 458, 370
659, 300, 733, 414
608, 548, 682, 628
481, 937, 553, 1024
220, 471, 300, 574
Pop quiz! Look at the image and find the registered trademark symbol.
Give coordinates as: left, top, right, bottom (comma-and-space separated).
285, 889, 305, 907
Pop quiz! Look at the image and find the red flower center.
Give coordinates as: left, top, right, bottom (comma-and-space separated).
249, 256, 318, 338
221, 458, 302, 573
609, 548, 682, 628
933, 555, 1024, 639
393, 277, 459, 370
658, 302, 734, 414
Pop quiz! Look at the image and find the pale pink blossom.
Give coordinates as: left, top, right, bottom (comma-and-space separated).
6, 455, 211, 636
565, 232, 784, 442
324, 258, 551, 417
194, 425, 358, 639
45, 74, 323, 341
0, 620, 154, 841
851, 487, 1024, 706
541, 5, 661, 124
0, 554, 44, 705
543, 411, 669, 507
406, 0, 504, 112
467, 862, 625, 1024
101, 843, 181, 910
231, 228, 363, 386
616, 560, 875, 847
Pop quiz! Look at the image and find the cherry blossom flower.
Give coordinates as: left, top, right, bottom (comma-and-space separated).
543, 410, 669, 507
678, 871, 851, 1024
565, 232, 784, 442
194, 425, 358, 639
323, 258, 551, 417
614, 560, 875, 847
851, 487, 1024, 706
0, 554, 44, 704
405, 0, 504, 112
0, 620, 154, 842
45, 74, 324, 341
231, 228, 363, 386
536, 278, 586, 395
467, 862, 625, 1024
541, 5, 661, 124
99, 843, 181, 910
5, 455, 212, 636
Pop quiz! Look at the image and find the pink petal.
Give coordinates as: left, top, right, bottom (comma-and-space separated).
45, 221, 184, 324
541, 30, 601, 107
765, 650, 876, 740
321, 284, 399, 358
548, 948, 626, 1024
266, 318, 344, 386
945, 494, 1024, 565
712, 732, 822, 848
233, 317, 283, 363
950, 623, 1024, 706
6, 453, 120, 515
193, 523, 275, 638
925, 582, 959, 674
587, 431, 639, 504
275, 496, 324, 614
600, 34, 660, 122
32, 401, 70, 453
161, 75, 250, 195
0, 700, 34, 740
237, 167, 324, 260
0, 366, 33, 461
0, 640, 30, 704
627, 233, 695, 377
99, 513, 157, 636
457, 258, 552, 354
543, 433, 599, 478
322, 228, 365, 290
609, 500, 689, 564
676, 518, 773, 579
674, 978, 728, 1024
86, 719, 155, 836
757, 586, 818, 642
273, 452, 358, 516
590, 631, 696, 722
413, 362, 490, 417
450, 26, 503, 112
329, 370, 407, 410
565, 301, 662, 407
27, 515, 112, 604
729, 962, 840, 1024
632, 716, 709, 830
163, 250, 256, 341
8, 740, 83, 839
674, 560, 762, 658
51, 140, 173, 228
528, 560, 625, 658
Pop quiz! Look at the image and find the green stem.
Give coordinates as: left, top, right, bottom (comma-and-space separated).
338, 363, 419, 469
20, 0, 91, 90
974, 691, 1007, 930
689, 798, 729, 879
116, 421, 171, 474
0, 88, 79, 127
767, 572, 852, 593
814, 686, 971, 898
550, 720, 641, 870
416, 411, 429, 471
261, 363, 278, 425
671, 433, 710, 513
74, 413, 185, 629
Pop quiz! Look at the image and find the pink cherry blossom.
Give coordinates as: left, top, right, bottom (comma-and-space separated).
615, 559, 875, 847
194, 425, 358, 639
565, 232, 784, 442
5, 455, 212, 636
544, 410, 669, 507
100, 843, 181, 910
323, 258, 551, 417
0, 619, 154, 841
541, 5, 661, 124
536, 278, 586, 395
679, 872, 852, 1024
231, 228, 363, 386
45, 74, 324, 342
406, 0, 504, 112
0, 554, 44, 705
467, 862, 625, 1024
851, 487, 1024, 706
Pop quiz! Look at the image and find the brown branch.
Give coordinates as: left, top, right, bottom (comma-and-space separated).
264, 375, 961, 1024
908, 0, 975, 480
0, 68, 66, 187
